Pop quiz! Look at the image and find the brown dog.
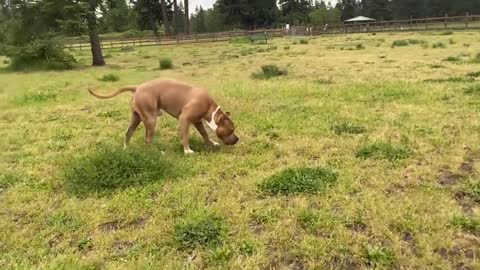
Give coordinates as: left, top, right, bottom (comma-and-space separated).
88, 78, 239, 154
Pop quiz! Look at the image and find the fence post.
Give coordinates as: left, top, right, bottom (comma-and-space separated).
444, 14, 448, 29
410, 16, 413, 30
466, 12, 470, 28
426, 17, 429, 30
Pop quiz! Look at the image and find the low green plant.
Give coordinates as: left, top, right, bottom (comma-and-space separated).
14, 88, 57, 106
356, 142, 411, 162
356, 44, 365, 50
363, 244, 395, 267
442, 56, 461, 62
464, 84, 480, 94
392, 40, 408, 47
332, 122, 367, 135
299, 39, 309, 44
174, 212, 226, 250
98, 74, 120, 82
466, 71, 480, 78
64, 145, 175, 197
284, 46, 290, 50
251, 64, 287, 79
451, 216, 480, 235
259, 167, 338, 196
159, 57, 173, 70
432, 42, 446, 49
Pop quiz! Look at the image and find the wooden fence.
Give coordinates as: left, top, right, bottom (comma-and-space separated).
65, 14, 480, 50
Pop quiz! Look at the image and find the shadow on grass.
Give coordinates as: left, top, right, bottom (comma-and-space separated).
63, 144, 189, 198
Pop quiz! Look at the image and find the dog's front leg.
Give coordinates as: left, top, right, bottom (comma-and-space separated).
179, 115, 194, 154
194, 122, 219, 147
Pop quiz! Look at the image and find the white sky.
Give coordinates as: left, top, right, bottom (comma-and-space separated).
189, 0, 339, 12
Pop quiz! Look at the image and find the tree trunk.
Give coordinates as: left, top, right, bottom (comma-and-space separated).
161, 0, 170, 36
173, 0, 178, 35
184, 0, 189, 34
86, 0, 105, 66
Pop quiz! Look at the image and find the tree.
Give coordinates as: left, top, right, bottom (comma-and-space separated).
337, 0, 358, 21
216, 0, 279, 30
360, 0, 391, 21
279, 0, 311, 25
172, 0, 178, 34
160, 0, 170, 35
86, 0, 105, 66
184, 0, 189, 34
194, 6, 207, 32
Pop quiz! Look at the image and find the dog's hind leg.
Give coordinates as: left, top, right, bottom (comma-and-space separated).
143, 115, 157, 145
124, 112, 141, 149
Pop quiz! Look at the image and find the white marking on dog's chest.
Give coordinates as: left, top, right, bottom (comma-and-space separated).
205, 106, 220, 131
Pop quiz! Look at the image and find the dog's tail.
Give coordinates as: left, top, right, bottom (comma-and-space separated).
88, 86, 137, 99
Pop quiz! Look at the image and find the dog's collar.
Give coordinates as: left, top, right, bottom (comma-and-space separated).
206, 106, 220, 131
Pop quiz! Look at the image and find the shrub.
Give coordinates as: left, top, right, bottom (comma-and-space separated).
258, 167, 338, 196
449, 39, 456, 45
465, 181, 480, 202
98, 74, 120, 82
3, 59, 9, 65
5, 39, 76, 71
284, 46, 290, 50
299, 39, 309, 44
174, 212, 226, 250
440, 31, 454, 35
432, 42, 446, 49
356, 44, 365, 50
64, 145, 175, 197
332, 122, 367, 135
392, 40, 408, 47
472, 53, 480, 63
298, 209, 319, 232
159, 57, 173, 70
429, 64, 445, 69
251, 64, 287, 79
356, 142, 411, 162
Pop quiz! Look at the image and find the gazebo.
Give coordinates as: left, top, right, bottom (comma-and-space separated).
344, 16, 376, 24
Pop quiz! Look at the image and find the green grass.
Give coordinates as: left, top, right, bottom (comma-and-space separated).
1, 31, 480, 269
259, 167, 338, 196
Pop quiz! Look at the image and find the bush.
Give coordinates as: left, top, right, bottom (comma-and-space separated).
332, 122, 367, 135
64, 145, 175, 197
251, 64, 287, 79
259, 167, 338, 196
357, 142, 411, 162
440, 31, 454, 35
466, 71, 480, 78
284, 46, 290, 50
14, 87, 57, 106
5, 39, 76, 71
98, 74, 120, 82
464, 84, 480, 94
159, 57, 173, 70
299, 39, 309, 44
174, 212, 226, 250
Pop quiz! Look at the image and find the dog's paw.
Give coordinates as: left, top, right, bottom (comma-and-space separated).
184, 149, 195, 155
212, 141, 220, 147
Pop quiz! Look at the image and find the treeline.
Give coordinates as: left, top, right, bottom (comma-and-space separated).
0, 0, 479, 70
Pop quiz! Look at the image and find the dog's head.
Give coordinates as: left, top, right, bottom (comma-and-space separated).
215, 112, 239, 145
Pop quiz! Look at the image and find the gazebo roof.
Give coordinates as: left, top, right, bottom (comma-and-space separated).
345, 16, 376, 23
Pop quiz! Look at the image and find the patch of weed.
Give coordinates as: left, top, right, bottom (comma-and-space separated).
315, 78, 333, 85
299, 39, 309, 44
64, 145, 176, 197
451, 216, 480, 235
392, 40, 408, 47
13, 88, 57, 106
466, 71, 480, 78
332, 122, 367, 135
356, 142, 411, 162
159, 57, 173, 70
251, 64, 287, 79
432, 42, 446, 49
363, 244, 395, 267
174, 211, 226, 250
98, 73, 120, 82
464, 84, 480, 94
440, 31, 454, 35
356, 44, 365, 50
259, 167, 338, 196
284, 46, 290, 50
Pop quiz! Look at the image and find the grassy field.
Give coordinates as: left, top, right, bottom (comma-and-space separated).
1, 31, 480, 269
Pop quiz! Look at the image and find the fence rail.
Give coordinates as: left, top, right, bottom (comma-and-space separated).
65, 14, 480, 50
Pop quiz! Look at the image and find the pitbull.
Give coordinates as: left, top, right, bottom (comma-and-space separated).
88, 78, 239, 154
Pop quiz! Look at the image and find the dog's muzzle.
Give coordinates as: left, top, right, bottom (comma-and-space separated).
224, 134, 239, 145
